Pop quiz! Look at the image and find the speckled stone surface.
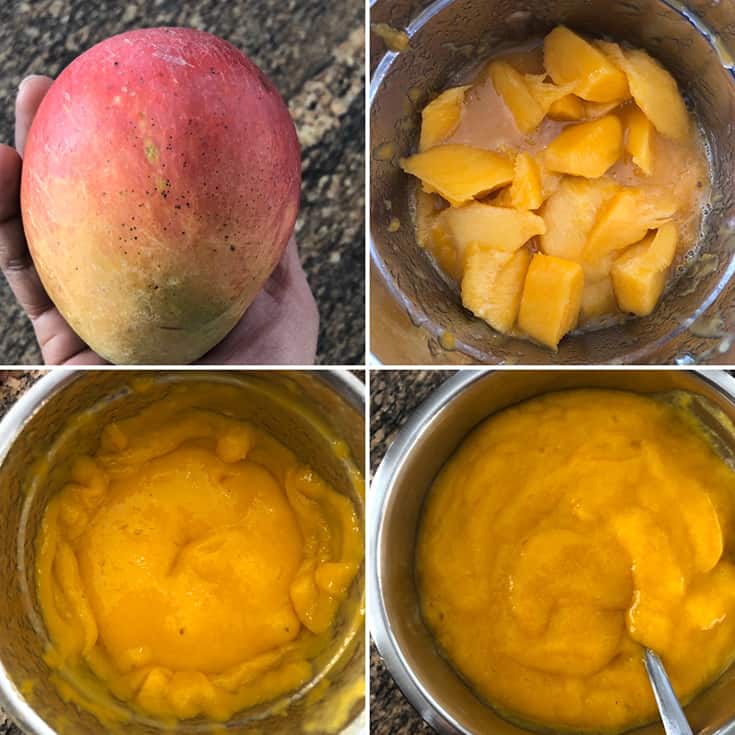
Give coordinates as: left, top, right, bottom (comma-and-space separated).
369, 369, 455, 735
0, 0, 364, 366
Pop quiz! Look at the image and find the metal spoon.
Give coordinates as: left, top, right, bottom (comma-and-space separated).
644, 649, 694, 735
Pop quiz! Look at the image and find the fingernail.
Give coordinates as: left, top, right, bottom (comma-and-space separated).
18, 75, 45, 93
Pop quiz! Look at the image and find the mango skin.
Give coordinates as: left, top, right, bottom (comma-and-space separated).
21, 28, 301, 364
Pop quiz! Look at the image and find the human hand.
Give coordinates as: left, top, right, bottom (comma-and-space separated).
0, 75, 319, 366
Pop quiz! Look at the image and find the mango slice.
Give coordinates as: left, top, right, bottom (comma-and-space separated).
488, 60, 545, 133
581, 277, 617, 322
544, 26, 629, 103
545, 115, 623, 178
518, 254, 584, 349
584, 100, 621, 119
461, 245, 531, 333
419, 86, 471, 151
439, 202, 546, 257
524, 74, 577, 115
615, 48, 689, 142
583, 189, 676, 280
427, 217, 462, 281
400, 144, 514, 207
622, 104, 654, 175
509, 152, 544, 210
540, 177, 619, 261
548, 94, 585, 121
415, 190, 443, 248
611, 222, 677, 316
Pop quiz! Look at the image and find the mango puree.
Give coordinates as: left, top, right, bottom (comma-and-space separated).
36, 383, 362, 723
417, 389, 735, 732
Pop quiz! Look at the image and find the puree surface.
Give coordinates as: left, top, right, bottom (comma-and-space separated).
417, 389, 735, 732
36, 384, 362, 723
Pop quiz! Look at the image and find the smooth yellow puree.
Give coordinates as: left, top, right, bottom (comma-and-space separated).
418, 389, 735, 732
36, 387, 362, 723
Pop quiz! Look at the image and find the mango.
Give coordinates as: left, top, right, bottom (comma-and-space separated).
583, 189, 676, 280
545, 115, 623, 178
419, 86, 471, 151
524, 74, 577, 115
488, 61, 545, 133
439, 203, 546, 259
548, 94, 585, 121
400, 144, 514, 207
615, 48, 689, 142
461, 245, 531, 333
622, 104, 654, 175
611, 222, 678, 316
509, 153, 544, 210
584, 100, 621, 119
544, 26, 630, 103
428, 217, 462, 281
415, 190, 442, 248
581, 277, 617, 321
21, 28, 302, 364
518, 254, 584, 348
540, 177, 619, 261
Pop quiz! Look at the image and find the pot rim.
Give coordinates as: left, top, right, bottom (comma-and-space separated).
368, 0, 735, 365
368, 368, 735, 735
0, 368, 366, 735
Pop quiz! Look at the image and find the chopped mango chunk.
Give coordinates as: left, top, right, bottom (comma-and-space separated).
439, 203, 546, 260
509, 153, 544, 210
583, 189, 676, 279
614, 48, 690, 142
428, 217, 462, 281
400, 144, 514, 207
623, 105, 655, 175
488, 60, 545, 133
540, 177, 619, 261
545, 115, 623, 178
518, 254, 584, 349
419, 86, 471, 151
581, 277, 617, 321
548, 94, 585, 121
524, 75, 577, 115
415, 190, 443, 248
584, 100, 621, 119
544, 26, 629, 103
462, 245, 531, 333
611, 222, 678, 316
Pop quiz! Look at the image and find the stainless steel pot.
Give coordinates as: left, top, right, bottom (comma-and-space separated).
370, 0, 735, 364
0, 369, 366, 735
369, 369, 735, 734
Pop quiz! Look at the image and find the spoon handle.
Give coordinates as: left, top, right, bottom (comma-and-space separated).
644, 649, 694, 735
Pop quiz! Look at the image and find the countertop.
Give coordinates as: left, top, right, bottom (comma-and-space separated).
0, 0, 364, 366
369, 369, 455, 735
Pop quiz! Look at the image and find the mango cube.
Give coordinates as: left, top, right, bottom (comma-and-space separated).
419, 86, 471, 151
461, 245, 531, 333
400, 144, 514, 207
584, 100, 621, 119
581, 277, 617, 321
439, 202, 546, 259
524, 74, 577, 115
548, 94, 585, 121
427, 218, 462, 282
544, 26, 629, 103
615, 48, 690, 142
611, 222, 678, 316
509, 153, 544, 210
415, 190, 442, 248
583, 188, 676, 280
488, 60, 545, 133
518, 254, 584, 349
623, 104, 655, 175
545, 115, 623, 178
540, 177, 618, 261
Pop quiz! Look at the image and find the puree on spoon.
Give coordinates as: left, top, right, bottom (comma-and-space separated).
35, 385, 362, 723
417, 389, 735, 732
